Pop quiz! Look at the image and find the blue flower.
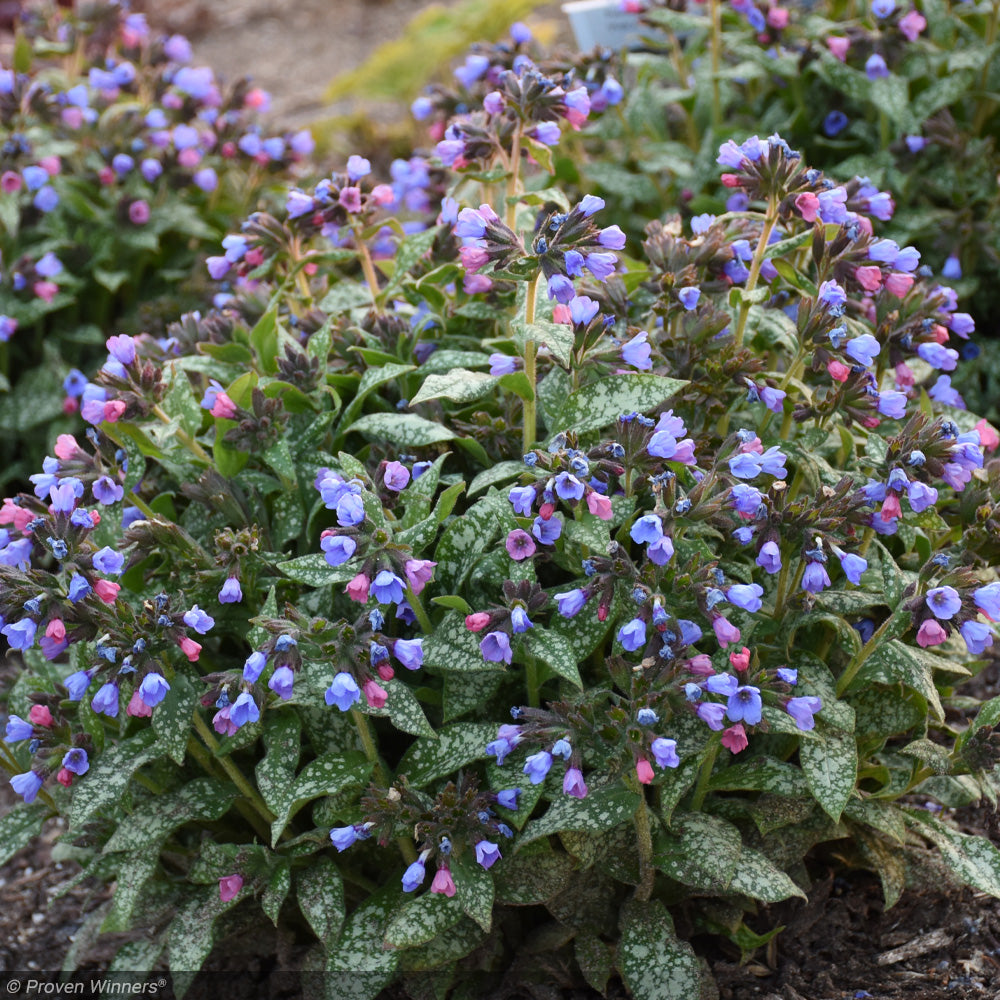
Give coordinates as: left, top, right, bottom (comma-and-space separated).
321, 534, 356, 566
678, 287, 701, 310
618, 618, 647, 652
637, 708, 659, 726
325, 672, 361, 711
496, 788, 521, 810
4, 716, 33, 742
822, 110, 849, 137
2, 618, 36, 651
801, 561, 831, 593
974, 584, 1000, 620
554, 473, 584, 501
726, 685, 762, 725
926, 586, 962, 620
10, 771, 44, 803
531, 516, 562, 545
510, 607, 533, 634
219, 577, 243, 604
630, 514, 663, 544
961, 621, 994, 654
475, 841, 502, 869
402, 860, 426, 892
393, 638, 424, 671
182, 605, 215, 634
551, 738, 572, 760
329, 826, 359, 852
93, 546, 125, 576
64, 669, 94, 701
651, 738, 680, 768
62, 748, 89, 775
845, 334, 881, 367
369, 571, 405, 605
91, 682, 119, 718
786, 696, 822, 730
268, 666, 295, 700
554, 589, 587, 618
727, 583, 763, 613
621, 331, 651, 370
729, 453, 762, 480
838, 552, 868, 585
480, 631, 513, 664
139, 672, 170, 707
230, 692, 260, 728
523, 751, 553, 784
777, 667, 798, 685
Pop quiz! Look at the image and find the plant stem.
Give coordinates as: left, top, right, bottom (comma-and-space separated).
152, 404, 211, 464
836, 612, 897, 696
405, 584, 433, 635
691, 735, 721, 810
350, 706, 388, 786
127, 492, 158, 521
192, 710, 276, 824
356, 235, 381, 304
504, 128, 523, 229
525, 656, 540, 709
709, 0, 723, 130
522, 274, 540, 452
633, 790, 656, 901
733, 193, 780, 351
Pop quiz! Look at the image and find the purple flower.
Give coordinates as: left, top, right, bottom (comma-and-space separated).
230, 692, 260, 728
926, 585, 961, 620
801, 561, 832, 593
838, 552, 867, 585
325, 672, 361, 711
777, 667, 798, 685
760, 387, 786, 413
554, 589, 586, 618
786, 696, 822, 730
533, 122, 561, 146
523, 751, 553, 784
697, 702, 727, 730
508, 485, 536, 516
845, 334, 881, 367
268, 666, 295, 700
10, 771, 44, 803
139, 672, 170, 707
243, 651, 267, 683
402, 860, 426, 892
370, 571, 405, 605
62, 748, 89, 775
531, 515, 562, 545
729, 453, 762, 480
651, 738, 680, 768
678, 287, 701, 310
707, 673, 739, 696
570, 296, 600, 325
106, 335, 136, 365
321, 534, 356, 566
91, 682, 119, 718
618, 618, 647, 652
727, 583, 764, 613
961, 621, 994, 654
330, 826, 360, 852
647, 535, 675, 566
2, 618, 37, 650
92, 475, 124, 505
585, 253, 617, 281
563, 767, 588, 798
93, 547, 125, 576
183, 605, 215, 634
475, 841, 502, 869
489, 353, 518, 376
393, 638, 423, 671
547, 275, 575, 303
877, 391, 907, 419
496, 788, 521, 810
726, 685, 762, 725
630, 514, 663, 545
219, 577, 243, 604
598, 225, 626, 250
756, 540, 782, 574
917, 342, 959, 371
382, 461, 410, 493
505, 529, 537, 561
865, 54, 889, 79
64, 669, 94, 701
481, 631, 513, 664
346, 155, 371, 181
4, 716, 33, 742
578, 194, 605, 216
554, 473, 585, 501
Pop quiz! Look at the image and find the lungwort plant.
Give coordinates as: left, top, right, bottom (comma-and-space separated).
3, 23, 1000, 1000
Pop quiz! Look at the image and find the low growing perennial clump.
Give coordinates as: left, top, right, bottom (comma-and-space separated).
2, 17, 1000, 1000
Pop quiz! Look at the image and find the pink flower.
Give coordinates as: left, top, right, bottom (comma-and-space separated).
767, 7, 789, 28
404, 559, 436, 594
344, 573, 370, 603
177, 147, 201, 168
0, 499, 34, 532
218, 874, 243, 902
884, 272, 913, 298
211, 392, 237, 419
686, 654, 714, 676
465, 612, 491, 632
458, 245, 490, 272
826, 36, 850, 60
38, 156, 61, 176
178, 635, 202, 661
712, 616, 741, 646
1, 171, 21, 192
828, 360, 851, 383
463, 274, 493, 295
895, 362, 915, 388
94, 580, 121, 604
916, 619, 948, 647
127, 690, 153, 717
371, 184, 395, 206
931, 324, 950, 344
245, 87, 269, 110
103, 400, 127, 422
54, 434, 80, 461
57, 768, 73, 787
552, 303, 572, 324
430, 867, 456, 897
880, 494, 902, 522
794, 192, 819, 222
728, 647, 751, 672
975, 419, 999, 452
636, 759, 654, 785
339, 187, 362, 212
899, 10, 926, 41
363, 679, 388, 709
34, 281, 59, 303
128, 200, 150, 225
586, 492, 613, 520
213, 705, 238, 736
721, 724, 749, 754
45, 619, 66, 642
29, 704, 53, 727
854, 266, 883, 292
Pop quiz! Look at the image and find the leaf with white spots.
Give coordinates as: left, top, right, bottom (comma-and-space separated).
857, 639, 944, 720
517, 786, 640, 848
277, 553, 360, 589
468, 461, 527, 498
908, 810, 1000, 898
0, 802, 48, 867
384, 890, 464, 949
409, 369, 498, 406
326, 888, 400, 999
297, 857, 346, 946
617, 899, 702, 1000
152, 671, 199, 765
262, 862, 291, 925
799, 728, 857, 822
101, 852, 158, 932
452, 856, 495, 932
728, 846, 806, 902
69, 729, 159, 831
422, 611, 506, 674
255, 712, 302, 821
554, 374, 688, 438
363, 678, 435, 737
493, 844, 577, 904
396, 723, 497, 786
527, 629, 583, 689
346, 413, 456, 448
653, 812, 742, 892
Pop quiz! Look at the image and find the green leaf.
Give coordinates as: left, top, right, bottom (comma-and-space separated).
858, 639, 944, 719
617, 899, 702, 1000
249, 585, 279, 650
278, 553, 360, 588
167, 885, 241, 979
512, 319, 576, 368
255, 712, 302, 817
410, 369, 498, 406
908, 811, 1000, 897
576, 931, 614, 995
346, 413, 456, 447
527, 629, 583, 689
162, 364, 203, 438
856, 830, 906, 909
0, 802, 48, 867
297, 857, 346, 946
728, 846, 806, 902
422, 612, 505, 674
452, 857, 494, 932
554, 374, 688, 438
335, 363, 416, 433
102, 853, 159, 933
384, 891, 464, 948
152, 673, 199, 766
468, 461, 525, 497
654, 812, 741, 892
799, 728, 857, 822
69, 730, 159, 831
263, 438, 297, 485
365, 678, 436, 737
442, 671, 503, 722
269, 752, 373, 845
104, 779, 237, 852
250, 308, 280, 374
263, 863, 292, 925
493, 844, 576, 904
328, 883, 401, 991
518, 786, 640, 848
396, 723, 496, 786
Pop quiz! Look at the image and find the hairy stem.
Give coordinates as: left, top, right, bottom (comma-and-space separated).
691, 735, 721, 811
152, 404, 211, 464
633, 790, 656, 901
522, 274, 540, 452
504, 127, 523, 229
733, 193, 780, 351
